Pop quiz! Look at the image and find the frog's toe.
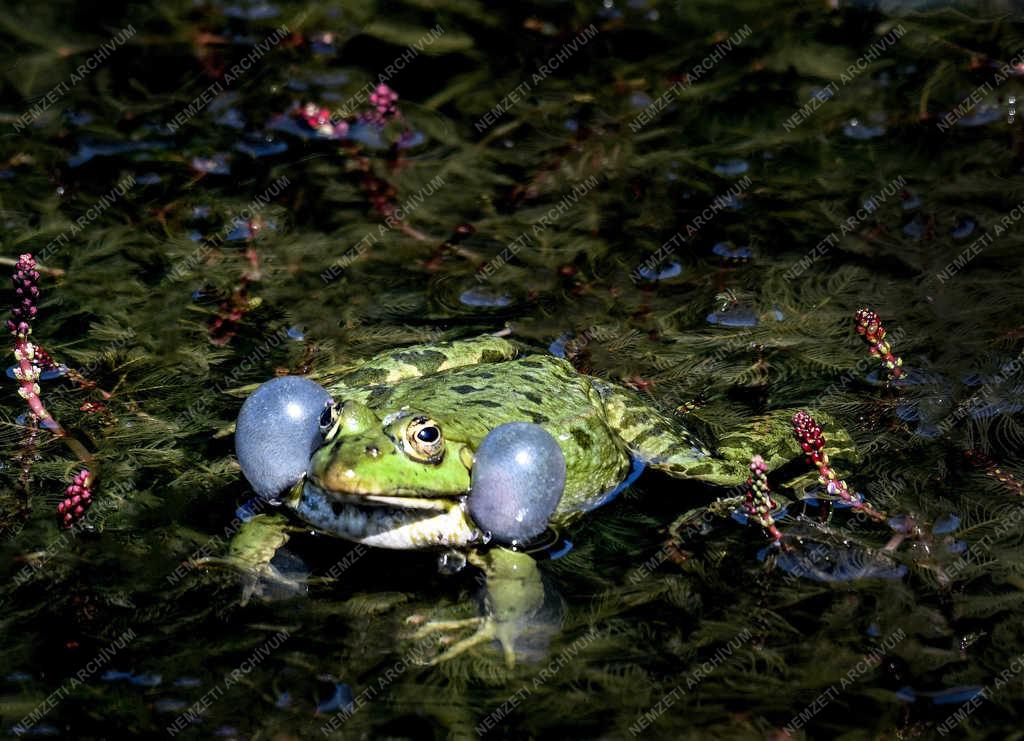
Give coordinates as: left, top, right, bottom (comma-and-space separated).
197, 513, 298, 605
193, 555, 264, 604
408, 616, 483, 638
412, 616, 519, 668
196, 553, 305, 605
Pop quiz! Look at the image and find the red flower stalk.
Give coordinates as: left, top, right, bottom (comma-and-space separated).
854, 308, 904, 380
7, 254, 96, 522
299, 86, 399, 139
7, 254, 64, 434
299, 102, 349, 139
964, 450, 1024, 496
208, 285, 258, 346
743, 455, 783, 542
32, 344, 58, 371
369, 84, 399, 117
56, 469, 93, 529
360, 174, 398, 217
792, 411, 885, 521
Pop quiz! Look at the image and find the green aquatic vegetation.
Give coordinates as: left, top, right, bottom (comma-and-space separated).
0, 0, 1023, 737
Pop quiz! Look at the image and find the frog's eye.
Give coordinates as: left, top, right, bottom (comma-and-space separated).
319, 401, 340, 438
404, 416, 445, 463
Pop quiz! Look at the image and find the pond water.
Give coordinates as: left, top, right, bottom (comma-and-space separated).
1, 0, 1024, 737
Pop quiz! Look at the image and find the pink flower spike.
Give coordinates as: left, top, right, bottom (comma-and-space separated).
369, 84, 399, 118
743, 454, 783, 542
791, 411, 886, 521
57, 469, 94, 529
8, 254, 64, 435
854, 308, 904, 380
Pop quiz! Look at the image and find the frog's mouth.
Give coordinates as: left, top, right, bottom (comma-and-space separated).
292, 481, 483, 550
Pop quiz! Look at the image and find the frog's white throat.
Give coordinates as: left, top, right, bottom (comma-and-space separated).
294, 481, 483, 550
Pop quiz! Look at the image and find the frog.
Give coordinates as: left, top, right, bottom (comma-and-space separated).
225, 334, 855, 666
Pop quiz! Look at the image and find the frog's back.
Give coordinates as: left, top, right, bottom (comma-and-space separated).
368, 355, 633, 514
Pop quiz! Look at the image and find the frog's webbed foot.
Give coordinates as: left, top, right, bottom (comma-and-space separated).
406, 547, 544, 669
408, 615, 516, 668
196, 512, 297, 605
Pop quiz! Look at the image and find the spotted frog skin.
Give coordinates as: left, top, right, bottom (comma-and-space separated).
290, 334, 776, 549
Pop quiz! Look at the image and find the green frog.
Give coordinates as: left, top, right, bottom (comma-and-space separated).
226, 334, 853, 666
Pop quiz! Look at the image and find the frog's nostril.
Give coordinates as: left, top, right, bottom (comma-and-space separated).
365, 445, 381, 458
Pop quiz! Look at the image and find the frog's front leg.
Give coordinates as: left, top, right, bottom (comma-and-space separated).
409, 547, 543, 668
197, 511, 298, 604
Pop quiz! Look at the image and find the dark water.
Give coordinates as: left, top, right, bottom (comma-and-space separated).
1, 0, 1024, 737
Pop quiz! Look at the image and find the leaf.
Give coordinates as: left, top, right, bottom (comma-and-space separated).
360, 22, 474, 54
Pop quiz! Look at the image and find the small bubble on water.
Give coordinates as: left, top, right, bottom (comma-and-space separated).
637, 260, 683, 281
902, 215, 925, 240
951, 216, 976, 240
706, 305, 758, 328
459, 286, 512, 307
843, 118, 886, 140
713, 159, 749, 177
901, 194, 922, 210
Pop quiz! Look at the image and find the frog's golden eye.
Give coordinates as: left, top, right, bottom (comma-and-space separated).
404, 416, 445, 462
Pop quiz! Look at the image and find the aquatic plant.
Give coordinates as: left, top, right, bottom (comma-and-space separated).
209, 284, 259, 346
208, 230, 265, 345
6, 253, 94, 519
366, 83, 400, 123
964, 449, 1024, 497
742, 454, 783, 543
792, 411, 885, 521
854, 308, 904, 380
7, 254, 62, 433
56, 469, 93, 529
360, 173, 399, 217
299, 84, 400, 138
300, 102, 349, 139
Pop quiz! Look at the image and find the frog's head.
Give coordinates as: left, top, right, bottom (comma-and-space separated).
309, 400, 474, 496
290, 400, 482, 549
